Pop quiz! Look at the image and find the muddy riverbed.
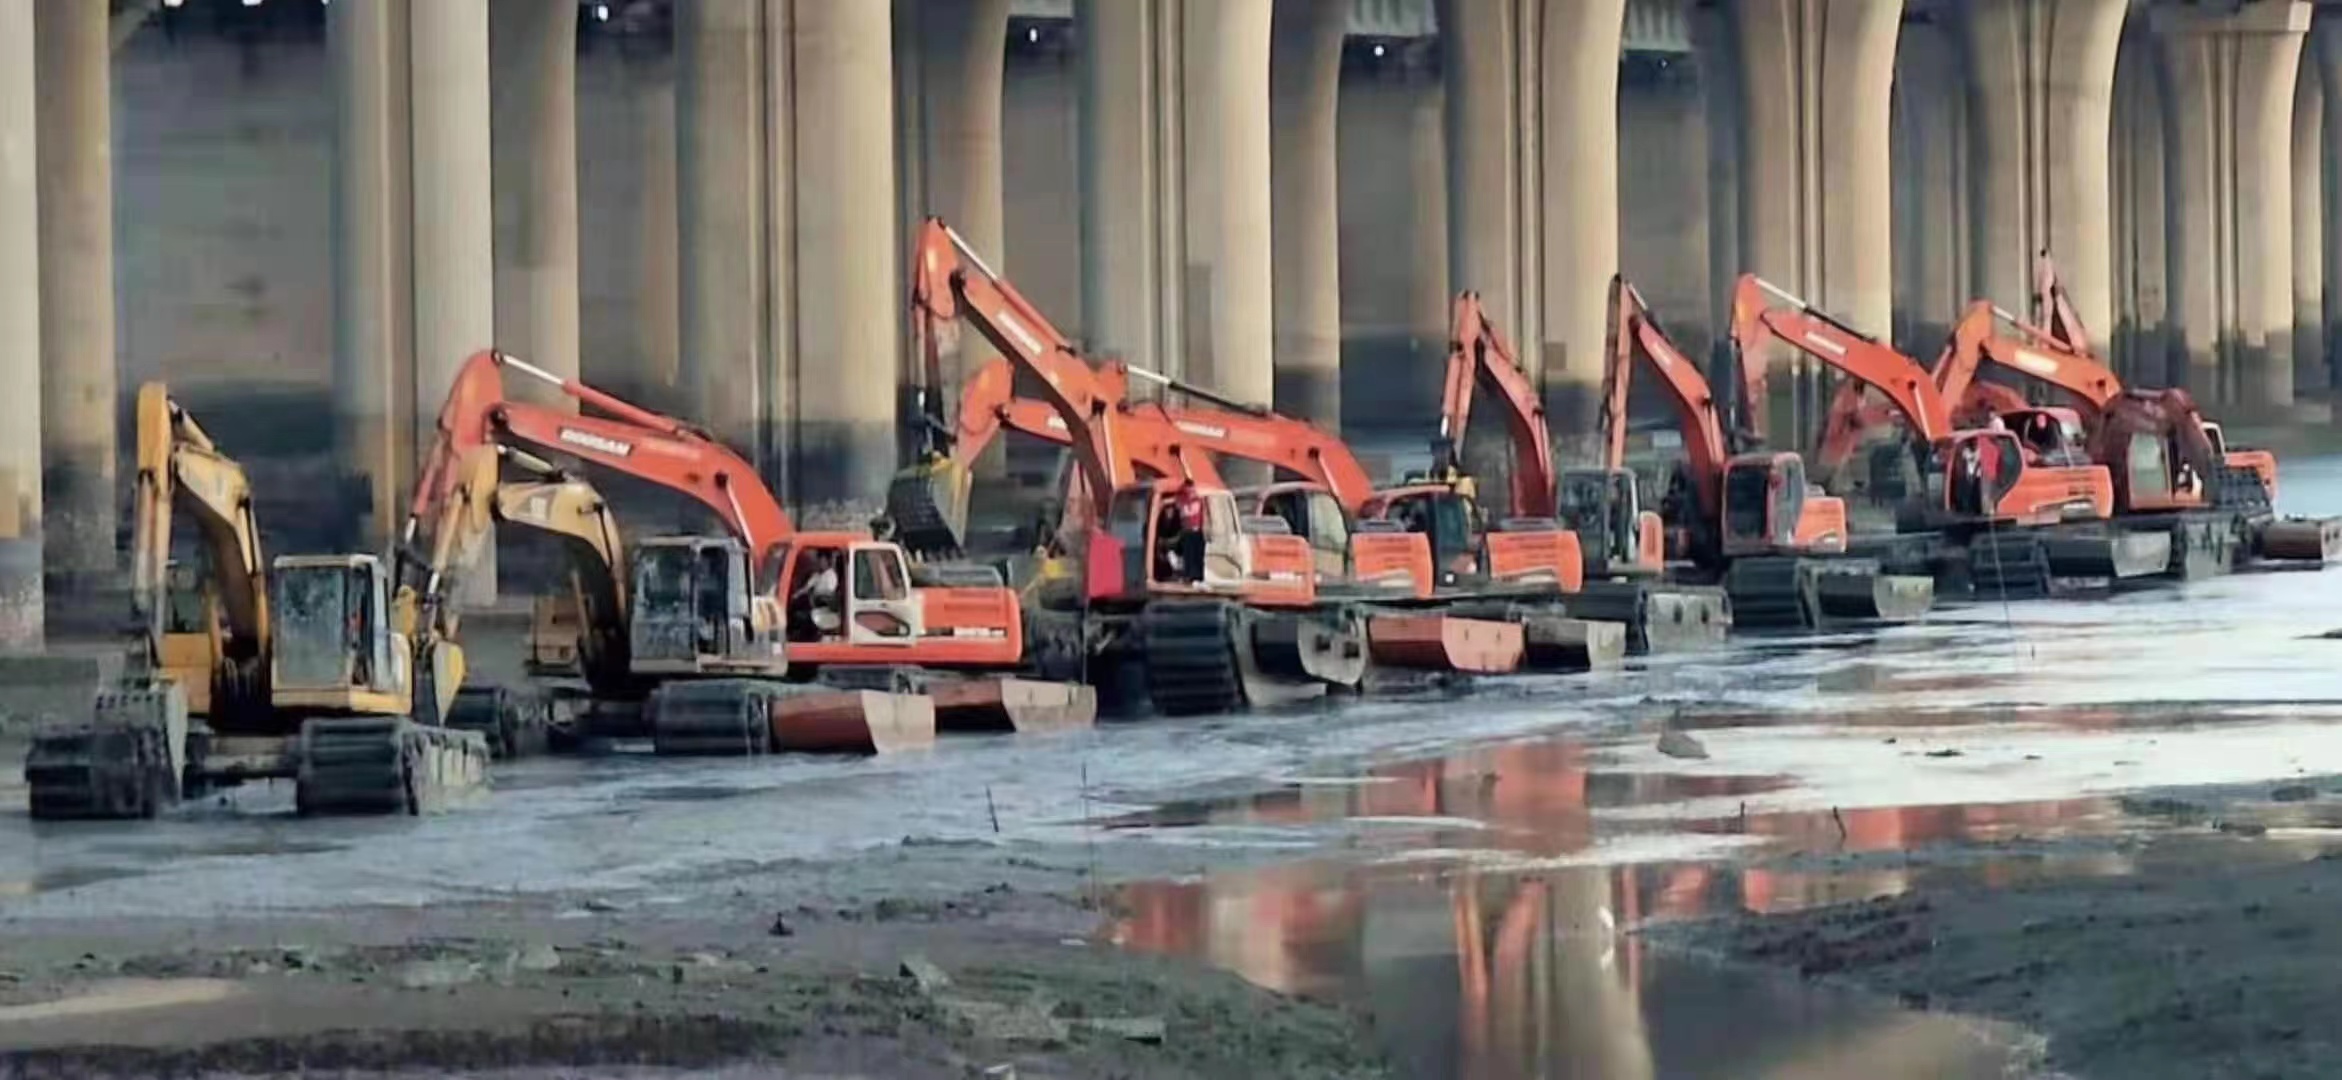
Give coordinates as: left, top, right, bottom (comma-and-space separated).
5, 459, 2342, 1077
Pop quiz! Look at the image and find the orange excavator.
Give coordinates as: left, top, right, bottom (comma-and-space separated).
411, 349, 1090, 753
1428, 290, 1734, 649
1727, 273, 2166, 595
893, 217, 1369, 715
976, 389, 1634, 674
1604, 277, 1930, 628
1818, 254, 2337, 570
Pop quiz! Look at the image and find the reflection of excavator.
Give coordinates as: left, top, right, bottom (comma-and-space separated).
892, 218, 1367, 715
1728, 273, 2169, 594
1819, 255, 2338, 568
414, 349, 1078, 752
25, 383, 490, 819
1604, 278, 1930, 628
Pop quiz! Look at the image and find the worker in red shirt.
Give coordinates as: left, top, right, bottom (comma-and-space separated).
1174, 480, 1208, 583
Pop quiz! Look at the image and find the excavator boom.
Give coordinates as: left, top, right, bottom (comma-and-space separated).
1605, 277, 1732, 522
1728, 274, 1955, 446
1435, 292, 1557, 518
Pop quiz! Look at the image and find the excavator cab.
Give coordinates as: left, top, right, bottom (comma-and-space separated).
1716, 452, 1847, 558
781, 538, 924, 646
626, 537, 787, 678
2003, 408, 2091, 466
1251, 484, 1351, 582
1248, 482, 1435, 598
1361, 484, 1480, 583
1557, 467, 1663, 577
1089, 481, 1313, 606
1933, 429, 2112, 526
268, 555, 411, 717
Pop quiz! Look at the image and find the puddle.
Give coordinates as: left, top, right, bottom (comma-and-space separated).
0, 865, 147, 897
1100, 705, 2342, 1078
1112, 865, 2037, 1079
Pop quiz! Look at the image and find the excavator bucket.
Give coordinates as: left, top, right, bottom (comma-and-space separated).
647, 679, 938, 756
887, 457, 972, 557
24, 683, 189, 820
2257, 518, 2342, 563
1364, 614, 1524, 674
773, 689, 938, 754
2041, 530, 2172, 581
929, 676, 1097, 735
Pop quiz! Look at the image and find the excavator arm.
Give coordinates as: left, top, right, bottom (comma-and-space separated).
1605, 277, 1733, 521
488, 453, 633, 695
1435, 292, 1556, 518
910, 218, 1136, 528
413, 350, 790, 562
1728, 274, 1954, 446
128, 383, 269, 707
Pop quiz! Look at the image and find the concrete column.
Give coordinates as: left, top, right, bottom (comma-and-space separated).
676, 0, 766, 456
1729, 0, 1904, 441
330, 0, 413, 551
1078, 0, 1180, 374
34, 0, 116, 583
2110, 27, 2169, 382
1890, 17, 1971, 353
911, 0, 1008, 384
1694, 5, 1742, 376
0, 0, 40, 648
1181, 0, 1275, 407
2154, 1, 2310, 411
2294, 61, 2325, 394
636, 74, 681, 409
1619, 57, 1711, 363
1956, 0, 2125, 331
1541, 0, 1625, 449
491, 0, 581, 407
1271, 0, 1345, 426
410, 0, 495, 597
786, 0, 899, 516
1336, 58, 1446, 433
1435, 0, 1538, 361
2321, 21, 2342, 395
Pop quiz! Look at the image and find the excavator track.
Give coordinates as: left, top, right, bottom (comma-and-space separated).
445, 685, 554, 761
24, 686, 189, 821
1138, 599, 1249, 717
1965, 532, 2053, 598
1722, 557, 1812, 630
647, 679, 777, 756
295, 717, 488, 816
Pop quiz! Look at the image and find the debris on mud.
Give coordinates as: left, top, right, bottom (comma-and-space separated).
1657, 728, 1708, 760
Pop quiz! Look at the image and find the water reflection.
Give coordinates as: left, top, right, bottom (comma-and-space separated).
1114, 861, 2030, 1079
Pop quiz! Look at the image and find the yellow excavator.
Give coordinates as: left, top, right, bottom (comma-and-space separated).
428, 444, 642, 757
23, 384, 491, 819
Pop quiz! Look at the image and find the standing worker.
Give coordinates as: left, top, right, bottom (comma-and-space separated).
1174, 480, 1208, 583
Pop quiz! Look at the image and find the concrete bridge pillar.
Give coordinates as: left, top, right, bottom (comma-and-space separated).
1727, 0, 1903, 442
491, 0, 581, 408
330, 0, 413, 552
2111, 26, 2171, 383
1619, 55, 1712, 366
1077, 0, 1184, 378
635, 75, 681, 410
1539, 0, 1626, 452
410, 0, 495, 598
785, 0, 899, 516
676, 0, 767, 464
2293, 59, 2325, 396
2154, 0, 2310, 412
0, 0, 40, 647
1890, 16, 1970, 355
1434, 0, 1540, 374
1182, 0, 1275, 408
34, 0, 115, 586
1956, 0, 2126, 333
907, 0, 1009, 397
2315, 20, 2342, 398
1271, 0, 1347, 426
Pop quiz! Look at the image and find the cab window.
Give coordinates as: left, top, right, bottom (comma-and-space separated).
851, 548, 910, 601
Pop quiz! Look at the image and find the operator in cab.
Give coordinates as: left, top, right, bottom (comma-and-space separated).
1174, 479, 1208, 583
